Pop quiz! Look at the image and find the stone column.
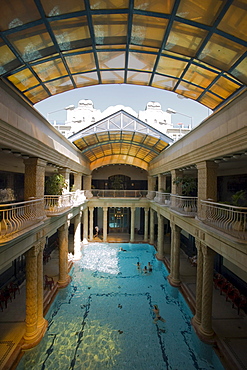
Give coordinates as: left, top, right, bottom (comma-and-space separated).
89, 207, 94, 241
37, 241, 47, 330
158, 174, 166, 192
60, 168, 70, 193
196, 161, 218, 218
74, 212, 81, 260
130, 207, 135, 242
58, 223, 70, 288
150, 208, 155, 244
156, 212, 164, 260
103, 207, 108, 242
83, 175, 92, 190
24, 158, 47, 200
74, 172, 82, 191
168, 222, 181, 286
171, 169, 182, 195
199, 245, 215, 339
193, 240, 203, 326
144, 207, 149, 241
147, 175, 156, 198
83, 207, 88, 243
24, 245, 39, 342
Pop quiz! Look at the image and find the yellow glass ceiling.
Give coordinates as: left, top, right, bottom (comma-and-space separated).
0, 0, 246, 110
69, 110, 172, 169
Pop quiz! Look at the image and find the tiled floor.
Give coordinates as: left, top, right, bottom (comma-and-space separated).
0, 235, 246, 370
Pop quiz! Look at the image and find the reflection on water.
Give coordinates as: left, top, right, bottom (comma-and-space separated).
17, 243, 224, 370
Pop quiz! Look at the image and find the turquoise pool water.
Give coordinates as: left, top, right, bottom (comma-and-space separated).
17, 243, 224, 369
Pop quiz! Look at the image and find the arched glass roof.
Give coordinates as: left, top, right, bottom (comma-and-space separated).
0, 0, 246, 110
69, 110, 173, 170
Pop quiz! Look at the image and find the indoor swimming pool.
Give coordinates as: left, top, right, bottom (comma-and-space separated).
17, 243, 224, 369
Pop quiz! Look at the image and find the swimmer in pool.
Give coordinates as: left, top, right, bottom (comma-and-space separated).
147, 262, 152, 272
143, 266, 148, 274
136, 262, 141, 269
153, 305, 166, 323
120, 247, 127, 251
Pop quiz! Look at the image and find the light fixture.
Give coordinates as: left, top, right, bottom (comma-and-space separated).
233, 154, 241, 159
22, 154, 29, 159
223, 157, 231, 161
13, 152, 21, 157
214, 159, 221, 163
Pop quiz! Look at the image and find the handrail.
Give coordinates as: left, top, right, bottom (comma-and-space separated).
169, 194, 198, 216
199, 200, 247, 241
91, 189, 147, 198
0, 198, 45, 239
44, 190, 87, 214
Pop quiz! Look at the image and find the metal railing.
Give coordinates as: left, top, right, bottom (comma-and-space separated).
199, 200, 247, 241
91, 189, 147, 198
0, 198, 45, 238
170, 194, 198, 216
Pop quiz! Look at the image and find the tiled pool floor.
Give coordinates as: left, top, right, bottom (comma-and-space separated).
17, 243, 224, 370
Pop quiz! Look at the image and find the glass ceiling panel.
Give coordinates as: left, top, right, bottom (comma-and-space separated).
32, 59, 67, 82
218, 0, 247, 42
209, 76, 241, 99
165, 21, 208, 57
176, 0, 224, 26
183, 63, 218, 88
0, 1, 246, 111
134, 0, 175, 14
65, 53, 96, 73
128, 52, 157, 72
23, 85, 50, 104
45, 76, 74, 95
92, 14, 128, 45
7, 68, 39, 91
73, 71, 99, 87
0, 0, 41, 31
131, 15, 168, 48
41, 0, 85, 16
0, 39, 20, 74
50, 17, 91, 51
232, 57, 247, 85
199, 34, 246, 71
6, 25, 55, 62
156, 56, 188, 78
90, 0, 128, 9
199, 92, 224, 110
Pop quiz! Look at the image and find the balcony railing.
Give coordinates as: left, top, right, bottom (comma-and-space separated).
44, 190, 86, 214
153, 192, 171, 205
0, 198, 45, 239
91, 189, 147, 198
169, 194, 198, 216
199, 200, 247, 241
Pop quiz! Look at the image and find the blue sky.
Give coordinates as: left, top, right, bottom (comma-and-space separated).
34, 84, 212, 128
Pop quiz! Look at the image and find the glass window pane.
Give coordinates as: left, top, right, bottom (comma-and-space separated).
65, 53, 96, 73
7, 68, 39, 91
41, 0, 85, 16
176, 0, 224, 26
50, 17, 91, 51
210, 76, 241, 99
100, 70, 125, 84
0, 0, 40, 31
199, 34, 246, 71
45, 76, 74, 94
183, 64, 218, 88
218, 0, 247, 42
128, 52, 156, 71
32, 59, 67, 82
156, 56, 188, 78
92, 14, 128, 45
165, 21, 208, 57
7, 25, 55, 62
98, 51, 125, 69
134, 0, 175, 14
131, 14, 168, 48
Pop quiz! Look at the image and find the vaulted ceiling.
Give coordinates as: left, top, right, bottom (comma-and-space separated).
0, 0, 246, 111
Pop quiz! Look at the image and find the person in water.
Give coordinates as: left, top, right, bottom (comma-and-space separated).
147, 262, 152, 272
136, 262, 141, 269
153, 305, 166, 323
143, 266, 148, 273
94, 225, 99, 237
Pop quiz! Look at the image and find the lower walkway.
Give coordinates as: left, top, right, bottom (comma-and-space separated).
0, 235, 246, 369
